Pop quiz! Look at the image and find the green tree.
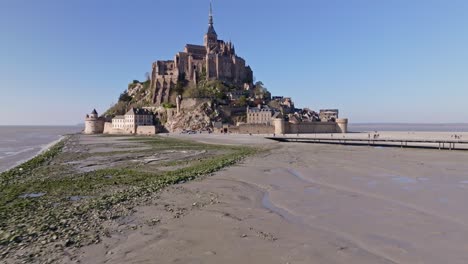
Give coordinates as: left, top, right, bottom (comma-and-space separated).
255, 81, 264, 87
207, 80, 229, 99
174, 72, 187, 95
254, 81, 271, 99
175, 81, 185, 95
201, 66, 207, 81
264, 90, 272, 100
118, 91, 132, 102
162, 102, 176, 109
239, 96, 247, 107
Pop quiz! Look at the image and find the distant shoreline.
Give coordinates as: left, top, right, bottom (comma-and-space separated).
350, 122, 468, 125
0, 125, 83, 127
1, 136, 66, 174
0, 126, 81, 173
2, 124, 468, 173
348, 123, 468, 132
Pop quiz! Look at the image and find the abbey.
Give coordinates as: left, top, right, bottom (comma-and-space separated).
150, 3, 254, 106
85, 3, 348, 135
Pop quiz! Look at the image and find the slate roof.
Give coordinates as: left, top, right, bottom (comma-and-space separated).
125, 108, 153, 116
207, 24, 217, 35
247, 105, 272, 113
185, 44, 206, 50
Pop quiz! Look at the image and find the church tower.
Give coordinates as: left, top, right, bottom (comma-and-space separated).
204, 1, 218, 49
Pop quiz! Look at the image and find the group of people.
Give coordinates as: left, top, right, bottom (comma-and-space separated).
368, 132, 380, 139
452, 134, 463, 139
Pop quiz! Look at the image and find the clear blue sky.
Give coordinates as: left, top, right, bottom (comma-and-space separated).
1, 0, 467, 125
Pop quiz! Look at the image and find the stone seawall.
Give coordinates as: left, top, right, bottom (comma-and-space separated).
236, 124, 274, 134
271, 118, 348, 134
136, 126, 157, 135
103, 122, 113, 134
285, 122, 339, 134
232, 121, 347, 135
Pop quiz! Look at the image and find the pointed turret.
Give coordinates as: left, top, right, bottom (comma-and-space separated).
208, 1, 217, 35
89, 109, 98, 119
204, 1, 218, 47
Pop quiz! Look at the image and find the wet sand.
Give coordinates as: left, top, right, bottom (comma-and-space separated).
76, 134, 468, 264
0, 126, 80, 172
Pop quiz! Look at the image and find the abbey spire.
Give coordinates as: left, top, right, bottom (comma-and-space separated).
204, 1, 218, 48
209, 1, 214, 27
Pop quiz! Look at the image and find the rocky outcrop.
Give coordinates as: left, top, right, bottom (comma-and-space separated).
127, 83, 144, 97
127, 81, 153, 105
165, 99, 215, 132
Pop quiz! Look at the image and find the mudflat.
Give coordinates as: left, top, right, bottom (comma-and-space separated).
0, 134, 256, 263
75, 134, 468, 264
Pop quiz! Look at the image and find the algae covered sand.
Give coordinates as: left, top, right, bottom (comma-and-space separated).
0, 134, 256, 263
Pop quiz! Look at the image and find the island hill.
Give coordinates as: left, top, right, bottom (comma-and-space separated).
85, 4, 348, 136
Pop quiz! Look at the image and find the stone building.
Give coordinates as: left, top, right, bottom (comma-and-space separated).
281, 97, 294, 109
319, 109, 339, 122
111, 108, 154, 134
246, 105, 278, 125
150, 3, 254, 106
84, 109, 105, 134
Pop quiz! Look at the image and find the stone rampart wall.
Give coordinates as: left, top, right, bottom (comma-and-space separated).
136, 126, 157, 135
103, 122, 113, 134
237, 124, 274, 134
285, 122, 338, 134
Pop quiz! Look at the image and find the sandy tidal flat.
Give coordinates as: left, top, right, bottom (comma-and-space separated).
76, 135, 468, 264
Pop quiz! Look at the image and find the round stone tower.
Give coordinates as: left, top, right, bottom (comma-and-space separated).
84, 109, 105, 134
273, 118, 286, 135
336, 118, 348, 134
